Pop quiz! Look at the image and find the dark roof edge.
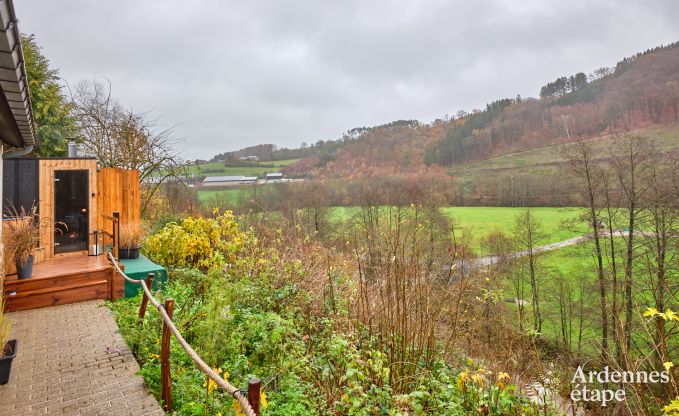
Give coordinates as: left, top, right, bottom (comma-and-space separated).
1, 0, 35, 148
5, 157, 97, 160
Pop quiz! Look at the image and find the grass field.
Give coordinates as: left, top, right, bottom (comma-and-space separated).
439, 206, 586, 245
330, 206, 587, 252
197, 188, 244, 204
189, 159, 300, 178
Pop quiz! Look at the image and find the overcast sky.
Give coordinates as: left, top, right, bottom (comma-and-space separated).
15, 0, 679, 160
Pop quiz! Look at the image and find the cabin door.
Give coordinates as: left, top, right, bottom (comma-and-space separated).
54, 170, 89, 254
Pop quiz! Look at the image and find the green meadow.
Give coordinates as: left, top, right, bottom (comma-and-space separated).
197, 203, 589, 251
189, 159, 300, 178
197, 188, 244, 204
330, 206, 588, 250
440, 206, 586, 244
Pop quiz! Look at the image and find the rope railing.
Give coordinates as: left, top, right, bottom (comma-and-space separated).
108, 252, 259, 416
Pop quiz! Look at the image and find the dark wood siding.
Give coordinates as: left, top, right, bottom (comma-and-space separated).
2, 158, 38, 218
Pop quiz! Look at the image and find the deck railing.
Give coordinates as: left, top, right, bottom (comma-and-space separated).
100, 212, 120, 260
107, 252, 260, 415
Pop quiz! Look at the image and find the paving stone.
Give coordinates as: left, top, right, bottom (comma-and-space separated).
0, 301, 162, 415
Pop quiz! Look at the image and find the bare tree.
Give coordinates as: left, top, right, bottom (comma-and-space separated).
602, 175, 623, 363
71, 80, 185, 216
562, 135, 609, 361
554, 271, 574, 350
509, 260, 528, 332
637, 155, 679, 379
352, 203, 454, 393
611, 134, 653, 355
299, 182, 330, 237
513, 208, 547, 333
479, 229, 514, 268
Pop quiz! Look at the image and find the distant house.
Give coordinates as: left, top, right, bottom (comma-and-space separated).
202, 176, 257, 187
239, 155, 259, 161
265, 172, 283, 182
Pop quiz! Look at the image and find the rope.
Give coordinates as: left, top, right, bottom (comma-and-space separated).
108, 252, 256, 416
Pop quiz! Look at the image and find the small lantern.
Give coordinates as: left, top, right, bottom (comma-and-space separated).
88, 230, 103, 256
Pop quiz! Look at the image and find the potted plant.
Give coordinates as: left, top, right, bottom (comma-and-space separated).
0, 290, 16, 385
4, 206, 41, 279
119, 222, 144, 259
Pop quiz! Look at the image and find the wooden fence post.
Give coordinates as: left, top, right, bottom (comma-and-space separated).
138, 273, 155, 321
161, 298, 174, 412
112, 211, 120, 260
133, 273, 155, 355
247, 378, 261, 416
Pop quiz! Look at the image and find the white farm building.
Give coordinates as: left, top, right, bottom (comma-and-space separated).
202, 176, 258, 187
265, 172, 284, 182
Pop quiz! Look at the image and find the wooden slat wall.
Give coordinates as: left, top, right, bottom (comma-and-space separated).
2, 159, 98, 275
3, 161, 142, 277
96, 168, 141, 230
38, 159, 98, 262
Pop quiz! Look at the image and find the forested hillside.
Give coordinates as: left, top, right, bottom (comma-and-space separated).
271, 42, 679, 180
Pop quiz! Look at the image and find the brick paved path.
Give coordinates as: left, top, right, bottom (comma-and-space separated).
0, 300, 163, 415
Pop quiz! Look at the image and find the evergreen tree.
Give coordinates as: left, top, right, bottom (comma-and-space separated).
22, 34, 75, 156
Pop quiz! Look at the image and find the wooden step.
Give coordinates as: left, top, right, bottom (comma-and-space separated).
4, 280, 110, 312
4, 269, 110, 292
8, 280, 108, 299
2, 254, 121, 312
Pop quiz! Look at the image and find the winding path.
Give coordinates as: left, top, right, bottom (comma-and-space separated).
473, 234, 591, 267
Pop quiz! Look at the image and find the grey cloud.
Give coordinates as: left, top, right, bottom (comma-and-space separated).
15, 0, 679, 159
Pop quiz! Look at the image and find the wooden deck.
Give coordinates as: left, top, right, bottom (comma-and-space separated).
3, 253, 124, 312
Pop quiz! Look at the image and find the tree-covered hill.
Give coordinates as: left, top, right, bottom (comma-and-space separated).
239, 41, 679, 179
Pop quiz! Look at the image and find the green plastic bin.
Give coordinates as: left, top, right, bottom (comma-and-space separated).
120, 254, 167, 298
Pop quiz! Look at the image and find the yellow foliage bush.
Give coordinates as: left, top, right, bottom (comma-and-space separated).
144, 210, 249, 272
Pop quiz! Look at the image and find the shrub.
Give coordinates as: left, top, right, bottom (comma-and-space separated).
4, 216, 41, 265
143, 210, 249, 272
119, 222, 145, 249
0, 295, 10, 349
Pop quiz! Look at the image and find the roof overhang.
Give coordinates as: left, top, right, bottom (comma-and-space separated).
0, 0, 35, 149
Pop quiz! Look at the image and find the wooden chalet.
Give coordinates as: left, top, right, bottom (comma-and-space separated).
0, 0, 159, 313
2, 158, 141, 311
